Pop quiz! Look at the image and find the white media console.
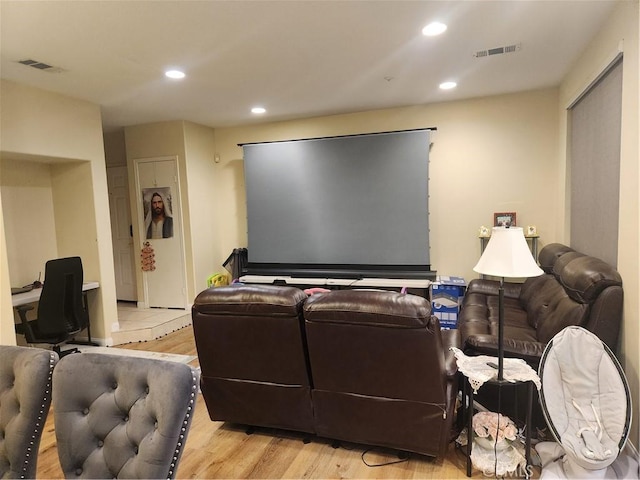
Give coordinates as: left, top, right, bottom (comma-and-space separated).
239, 275, 431, 297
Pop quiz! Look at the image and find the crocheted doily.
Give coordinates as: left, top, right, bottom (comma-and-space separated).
451, 347, 541, 393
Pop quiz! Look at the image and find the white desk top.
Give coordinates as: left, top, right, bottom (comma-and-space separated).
11, 282, 100, 307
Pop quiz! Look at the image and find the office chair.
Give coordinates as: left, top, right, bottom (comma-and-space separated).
15, 256, 89, 356
52, 353, 199, 479
0, 345, 58, 478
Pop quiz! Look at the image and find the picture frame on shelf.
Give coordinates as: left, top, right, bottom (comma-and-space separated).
526, 225, 537, 236
494, 212, 516, 227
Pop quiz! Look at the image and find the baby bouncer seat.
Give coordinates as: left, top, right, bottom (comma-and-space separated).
536, 326, 634, 479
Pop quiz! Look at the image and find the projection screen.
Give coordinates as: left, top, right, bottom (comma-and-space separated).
242, 129, 432, 278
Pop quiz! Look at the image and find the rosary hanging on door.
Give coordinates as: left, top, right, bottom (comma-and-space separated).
141, 241, 156, 271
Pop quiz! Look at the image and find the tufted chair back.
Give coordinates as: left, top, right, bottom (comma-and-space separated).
52, 353, 199, 479
0, 345, 58, 479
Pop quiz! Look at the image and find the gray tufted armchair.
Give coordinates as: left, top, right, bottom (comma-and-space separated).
0, 345, 58, 479
52, 353, 199, 479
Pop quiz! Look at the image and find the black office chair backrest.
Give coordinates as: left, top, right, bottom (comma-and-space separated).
38, 256, 88, 336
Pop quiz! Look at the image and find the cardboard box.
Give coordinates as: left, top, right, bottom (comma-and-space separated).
430, 276, 466, 329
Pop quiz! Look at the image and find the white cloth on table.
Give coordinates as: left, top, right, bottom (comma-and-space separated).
450, 347, 541, 393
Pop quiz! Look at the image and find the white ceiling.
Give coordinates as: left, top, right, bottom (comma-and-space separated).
0, 0, 618, 132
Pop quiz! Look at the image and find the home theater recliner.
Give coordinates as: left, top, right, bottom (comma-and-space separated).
191, 285, 460, 458
303, 289, 460, 458
191, 285, 315, 434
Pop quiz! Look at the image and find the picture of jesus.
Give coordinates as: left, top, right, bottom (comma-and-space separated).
142, 187, 174, 239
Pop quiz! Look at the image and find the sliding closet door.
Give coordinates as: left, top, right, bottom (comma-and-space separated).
569, 56, 622, 267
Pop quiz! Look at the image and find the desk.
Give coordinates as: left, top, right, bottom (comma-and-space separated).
11, 281, 99, 307
12, 282, 100, 345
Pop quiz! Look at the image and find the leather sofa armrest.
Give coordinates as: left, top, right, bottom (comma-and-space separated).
583, 286, 623, 353
441, 329, 461, 378
464, 334, 545, 368
465, 279, 522, 299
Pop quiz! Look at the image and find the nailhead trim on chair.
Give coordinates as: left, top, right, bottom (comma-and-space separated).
20, 351, 56, 479
167, 370, 198, 479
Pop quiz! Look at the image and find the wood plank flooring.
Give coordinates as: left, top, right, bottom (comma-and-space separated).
35, 326, 534, 479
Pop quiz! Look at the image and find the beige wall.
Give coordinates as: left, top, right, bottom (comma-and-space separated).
0, 194, 15, 345
0, 79, 118, 344
1, 160, 58, 287
559, 0, 639, 447
1, 80, 103, 160
183, 122, 219, 291
104, 129, 127, 168
213, 88, 560, 281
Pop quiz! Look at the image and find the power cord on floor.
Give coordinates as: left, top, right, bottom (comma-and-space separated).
361, 448, 411, 467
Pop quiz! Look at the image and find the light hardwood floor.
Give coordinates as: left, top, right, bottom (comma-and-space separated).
35, 326, 534, 479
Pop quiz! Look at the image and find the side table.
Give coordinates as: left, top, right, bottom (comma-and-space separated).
462, 375, 534, 477
452, 348, 540, 478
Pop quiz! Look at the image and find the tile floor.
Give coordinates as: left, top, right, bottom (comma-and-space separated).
112, 301, 192, 345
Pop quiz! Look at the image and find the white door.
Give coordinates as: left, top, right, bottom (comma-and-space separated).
107, 166, 136, 301
134, 157, 187, 309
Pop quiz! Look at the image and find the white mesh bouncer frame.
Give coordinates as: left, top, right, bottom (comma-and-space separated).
537, 326, 631, 476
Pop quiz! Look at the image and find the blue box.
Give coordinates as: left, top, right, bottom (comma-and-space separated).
430, 276, 466, 329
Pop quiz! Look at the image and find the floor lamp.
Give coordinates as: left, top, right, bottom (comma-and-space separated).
473, 226, 543, 381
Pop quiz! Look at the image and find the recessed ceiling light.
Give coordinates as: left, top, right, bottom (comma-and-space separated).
165, 69, 185, 79
422, 22, 447, 36
439, 81, 457, 90
251, 107, 266, 114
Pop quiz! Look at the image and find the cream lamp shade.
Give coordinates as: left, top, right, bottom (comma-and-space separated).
473, 226, 543, 278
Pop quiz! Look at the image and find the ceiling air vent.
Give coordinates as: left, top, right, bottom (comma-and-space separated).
18, 58, 64, 73
473, 43, 521, 58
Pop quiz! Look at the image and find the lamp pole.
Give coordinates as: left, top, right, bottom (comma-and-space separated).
498, 277, 505, 381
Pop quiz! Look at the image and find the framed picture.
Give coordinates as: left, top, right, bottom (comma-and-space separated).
142, 187, 174, 239
494, 212, 516, 227
526, 225, 537, 236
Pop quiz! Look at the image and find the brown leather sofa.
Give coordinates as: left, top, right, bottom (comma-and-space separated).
192, 285, 459, 458
458, 243, 623, 368
192, 284, 315, 433
303, 289, 460, 458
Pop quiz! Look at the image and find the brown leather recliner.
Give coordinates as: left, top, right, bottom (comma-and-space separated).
303, 289, 460, 458
458, 243, 623, 369
192, 284, 315, 433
